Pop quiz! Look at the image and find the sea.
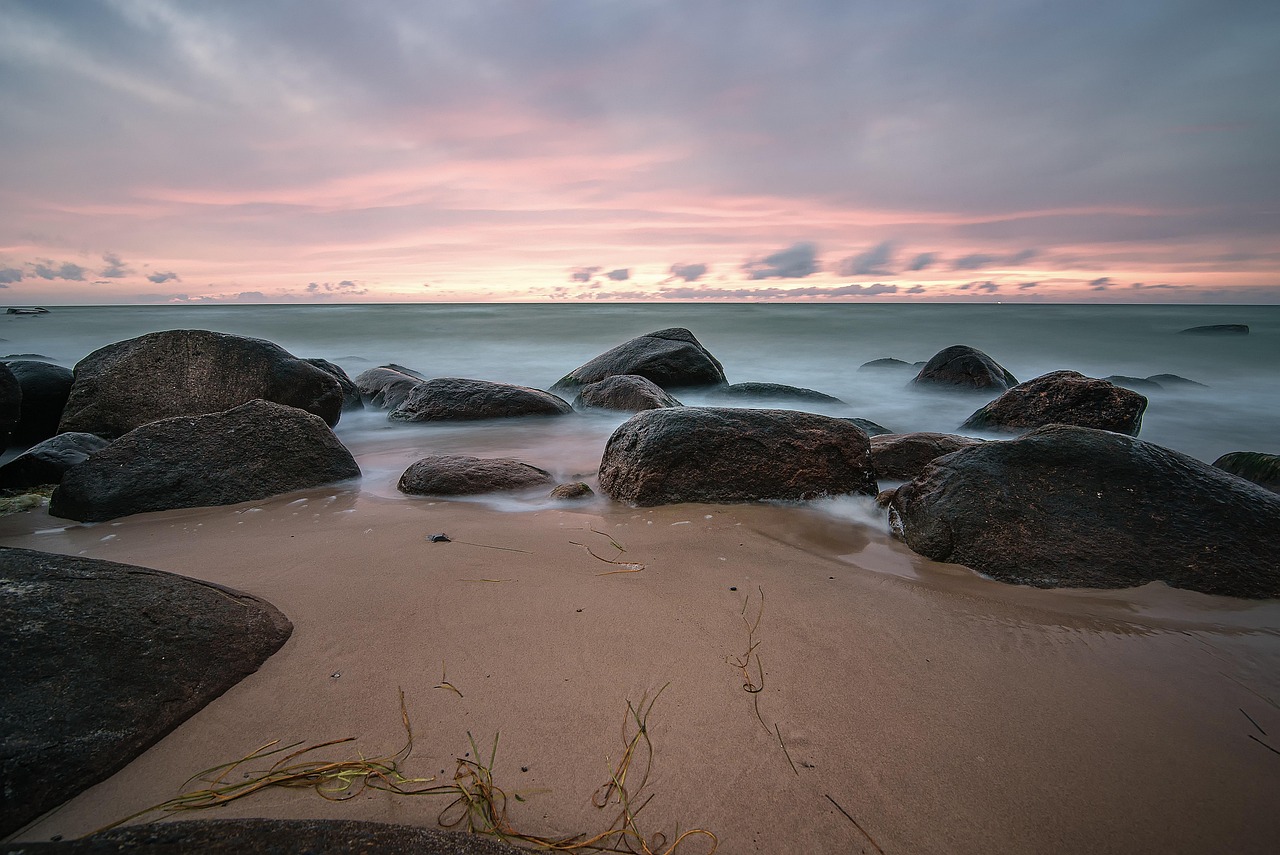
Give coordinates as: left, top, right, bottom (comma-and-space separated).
4, 303, 1277, 507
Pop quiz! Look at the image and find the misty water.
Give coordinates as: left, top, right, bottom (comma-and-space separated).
5, 303, 1277, 502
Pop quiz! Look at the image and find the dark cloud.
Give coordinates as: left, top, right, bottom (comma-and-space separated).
99, 251, 130, 278
669, 262, 708, 282
147, 270, 180, 284
606, 268, 630, 281
957, 280, 1002, 293
570, 266, 601, 283
305, 279, 367, 295
1090, 276, 1113, 290
951, 249, 1039, 270
905, 284, 926, 294
30, 260, 88, 281
743, 242, 818, 280
1130, 282, 1179, 290
0, 267, 23, 284
654, 282, 897, 300
907, 252, 938, 271
1017, 281, 1042, 290
837, 241, 896, 276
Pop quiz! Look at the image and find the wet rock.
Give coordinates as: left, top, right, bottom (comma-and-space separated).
1213, 452, 1280, 493
0, 363, 19, 447
573, 375, 682, 412
50, 399, 360, 522
1103, 374, 1163, 393
599, 407, 877, 506
886, 424, 1280, 598
869, 432, 984, 481
0, 548, 292, 837
847, 417, 893, 437
1146, 373, 1207, 388
354, 365, 426, 410
550, 481, 595, 500
58, 330, 344, 438
960, 370, 1147, 436
389, 378, 571, 422
306, 358, 363, 411
0, 432, 109, 490
398, 455, 555, 496
1179, 324, 1248, 335
858, 357, 916, 372
705, 382, 844, 405
551, 328, 726, 393
910, 345, 1017, 392
3, 360, 73, 444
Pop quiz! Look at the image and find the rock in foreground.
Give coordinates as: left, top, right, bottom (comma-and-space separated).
399, 455, 555, 496
911, 345, 1017, 392
552, 328, 726, 392
3, 360, 74, 443
50, 399, 360, 522
389, 378, 572, 422
886, 425, 1280, 598
960, 370, 1147, 436
0, 548, 292, 837
600, 407, 877, 506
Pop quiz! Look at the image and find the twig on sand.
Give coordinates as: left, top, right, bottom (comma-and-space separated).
451, 539, 534, 554
774, 724, 799, 776
570, 527, 646, 575
435, 662, 463, 698
824, 794, 885, 855
725, 587, 769, 733
1248, 734, 1280, 757
1240, 708, 1266, 736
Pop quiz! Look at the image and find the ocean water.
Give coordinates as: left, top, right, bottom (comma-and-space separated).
4, 303, 1277, 501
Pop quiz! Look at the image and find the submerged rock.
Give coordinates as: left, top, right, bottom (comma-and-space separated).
960, 370, 1147, 436
355, 365, 426, 410
1213, 452, 1280, 493
858, 357, 916, 372
706, 382, 844, 405
887, 424, 1280, 598
1103, 374, 1163, 393
389, 378, 571, 422
0, 432, 109, 490
599, 407, 877, 506
1146, 373, 1207, 388
910, 345, 1017, 392
869, 432, 983, 481
3, 360, 73, 443
551, 328, 726, 393
398, 455, 555, 496
573, 374, 682, 412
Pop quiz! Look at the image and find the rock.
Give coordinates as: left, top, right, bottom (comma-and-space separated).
2, 819, 522, 854
1103, 374, 1163, 392
49, 400, 360, 523
869, 432, 984, 481
847, 417, 893, 437
573, 375, 682, 412
550, 481, 595, 500
306, 358, 363, 411
960, 370, 1147, 436
398, 455, 555, 496
57, 330, 344, 439
858, 357, 916, 372
910, 345, 1017, 392
389, 378, 572, 422
599, 407, 877, 506
3, 360, 74, 443
705, 382, 844, 405
551, 328, 726, 393
1146, 373, 1207, 387
0, 432, 109, 490
0, 363, 18, 446
1179, 324, 1248, 335
886, 425, 1280, 598
1213, 452, 1280, 493
5, 307, 49, 315
355, 365, 427, 410
0, 547, 292, 837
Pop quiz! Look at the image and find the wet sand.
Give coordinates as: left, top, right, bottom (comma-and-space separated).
2, 489, 1278, 854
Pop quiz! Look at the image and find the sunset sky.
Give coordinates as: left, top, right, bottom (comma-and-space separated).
1, 1, 1277, 304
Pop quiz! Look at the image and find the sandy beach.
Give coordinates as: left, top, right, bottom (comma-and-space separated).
2, 485, 1278, 854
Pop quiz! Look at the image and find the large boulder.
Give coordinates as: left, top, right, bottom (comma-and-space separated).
0, 432, 109, 490
870, 432, 984, 481
49, 399, 360, 522
0, 364, 19, 446
911, 345, 1017, 392
960, 370, 1147, 436
1213, 452, 1280, 493
551, 328, 727, 393
0, 547, 292, 837
398, 455, 555, 496
599, 407, 877, 506
306, 358, 363, 411
58, 330, 344, 438
355, 365, 426, 410
573, 375, 682, 412
3, 360, 73, 443
389, 378, 572, 422
706, 382, 844, 405
886, 425, 1280, 598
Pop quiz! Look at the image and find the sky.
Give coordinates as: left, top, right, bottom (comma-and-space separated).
1, 0, 1278, 304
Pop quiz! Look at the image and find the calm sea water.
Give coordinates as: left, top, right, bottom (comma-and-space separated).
4, 303, 1276, 501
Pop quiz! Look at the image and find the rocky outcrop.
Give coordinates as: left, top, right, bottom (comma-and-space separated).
1213, 452, 1280, 493
0, 548, 292, 837
551, 328, 726, 393
306, 358, 363, 411
705, 382, 844, 405
389, 378, 572, 422
57, 330, 344, 438
599, 407, 877, 506
355, 365, 426, 410
1179, 324, 1248, 335
960, 370, 1147, 436
50, 400, 360, 522
573, 375, 682, 412
0, 432, 109, 490
3, 360, 73, 443
910, 345, 1017, 392
398, 455, 555, 496
0, 363, 19, 447
869, 432, 983, 481
886, 425, 1280, 598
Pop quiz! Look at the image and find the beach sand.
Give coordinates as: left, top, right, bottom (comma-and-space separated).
2, 488, 1278, 854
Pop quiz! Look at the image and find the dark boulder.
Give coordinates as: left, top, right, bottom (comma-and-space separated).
599, 407, 877, 506
910, 345, 1017, 392
550, 481, 595, 500
58, 330, 344, 438
0, 432, 109, 490
1103, 374, 1163, 393
886, 425, 1280, 598
389, 378, 572, 422
1147, 373, 1207, 388
398, 455, 555, 496
960, 370, 1147, 436
551, 328, 726, 393
1179, 324, 1248, 335
0, 363, 18, 446
49, 399, 360, 523
870, 432, 984, 481
0, 548, 292, 837
858, 357, 916, 372
3, 360, 73, 443
355, 365, 427, 410
847, 417, 893, 437
1213, 452, 1280, 493
573, 375, 682, 412
706, 382, 844, 405
306, 358, 363, 411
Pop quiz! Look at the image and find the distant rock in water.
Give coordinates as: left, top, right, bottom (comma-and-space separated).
389, 378, 572, 422
573, 374, 682, 412
705, 382, 844, 405
354, 365, 424, 410
886, 424, 1280, 598
3, 360, 74, 443
870, 432, 983, 481
1178, 324, 1248, 335
551, 328, 726, 393
911, 345, 1017, 392
1146, 373, 1207, 388
1103, 375, 1163, 393
0, 432, 109, 490
599, 407, 877, 506
858, 357, 916, 372
398, 455, 555, 496
961, 371, 1147, 436
1213, 452, 1280, 494
305, 358, 363, 411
